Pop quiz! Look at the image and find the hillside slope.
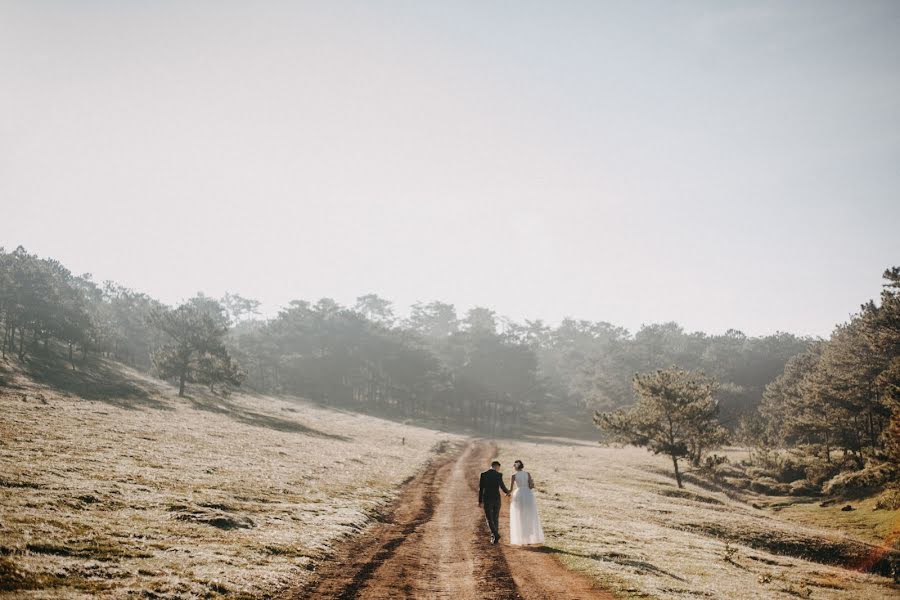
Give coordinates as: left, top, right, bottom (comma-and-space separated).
0, 360, 460, 598
497, 441, 899, 599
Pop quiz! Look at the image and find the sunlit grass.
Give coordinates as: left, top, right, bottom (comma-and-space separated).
775, 494, 900, 549
498, 440, 898, 600
0, 365, 459, 598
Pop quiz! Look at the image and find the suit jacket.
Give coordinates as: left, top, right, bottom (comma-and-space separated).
479, 469, 510, 505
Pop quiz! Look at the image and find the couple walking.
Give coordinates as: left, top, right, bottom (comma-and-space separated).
477, 459, 545, 546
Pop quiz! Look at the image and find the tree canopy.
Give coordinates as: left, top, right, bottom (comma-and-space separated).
1, 245, 850, 440
594, 367, 726, 487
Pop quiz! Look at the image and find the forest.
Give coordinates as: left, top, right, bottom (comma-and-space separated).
739, 267, 900, 497
0, 247, 900, 568
1, 243, 898, 502
0, 245, 811, 434
593, 268, 899, 500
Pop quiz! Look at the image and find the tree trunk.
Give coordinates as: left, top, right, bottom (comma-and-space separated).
867, 410, 876, 452
672, 454, 683, 488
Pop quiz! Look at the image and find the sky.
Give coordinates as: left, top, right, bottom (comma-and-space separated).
1, 1, 898, 337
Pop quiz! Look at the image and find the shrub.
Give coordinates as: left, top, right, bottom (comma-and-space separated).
823, 462, 898, 496
745, 466, 769, 479
713, 463, 745, 479
805, 460, 840, 486
750, 476, 790, 495
703, 454, 729, 469
874, 486, 900, 511
788, 479, 818, 496
748, 446, 781, 471
773, 456, 807, 483
723, 476, 751, 490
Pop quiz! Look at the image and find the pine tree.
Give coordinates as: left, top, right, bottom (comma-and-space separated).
149, 297, 241, 397
594, 367, 726, 488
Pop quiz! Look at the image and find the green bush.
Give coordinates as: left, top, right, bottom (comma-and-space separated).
774, 455, 807, 483
788, 479, 818, 496
804, 459, 841, 486
750, 476, 790, 495
873, 486, 900, 510
822, 462, 898, 495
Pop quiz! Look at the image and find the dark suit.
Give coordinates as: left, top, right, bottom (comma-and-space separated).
478, 469, 509, 540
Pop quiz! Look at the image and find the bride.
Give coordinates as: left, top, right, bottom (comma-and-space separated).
508, 459, 545, 545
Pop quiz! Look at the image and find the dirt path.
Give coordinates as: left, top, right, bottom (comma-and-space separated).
283, 440, 615, 600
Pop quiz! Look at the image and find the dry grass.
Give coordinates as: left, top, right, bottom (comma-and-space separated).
0, 363, 460, 598
4, 356, 897, 600
773, 494, 900, 550
498, 440, 899, 600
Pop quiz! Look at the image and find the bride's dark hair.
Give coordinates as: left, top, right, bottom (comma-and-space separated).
514, 460, 524, 470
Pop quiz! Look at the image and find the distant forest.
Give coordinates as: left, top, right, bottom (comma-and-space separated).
0, 245, 813, 436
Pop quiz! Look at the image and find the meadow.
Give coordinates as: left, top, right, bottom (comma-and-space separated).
0, 363, 460, 598
2, 359, 897, 600
498, 440, 898, 600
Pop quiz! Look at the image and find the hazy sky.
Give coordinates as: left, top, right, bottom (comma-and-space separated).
2, 2, 898, 337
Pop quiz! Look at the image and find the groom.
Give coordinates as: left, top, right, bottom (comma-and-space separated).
478, 460, 510, 544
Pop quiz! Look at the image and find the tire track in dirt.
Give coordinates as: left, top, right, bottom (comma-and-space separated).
281, 440, 613, 599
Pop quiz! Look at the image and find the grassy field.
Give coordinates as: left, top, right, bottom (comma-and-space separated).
498, 440, 899, 600
0, 362, 460, 598
3, 357, 898, 600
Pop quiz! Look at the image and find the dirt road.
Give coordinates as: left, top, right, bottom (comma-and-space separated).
283, 440, 615, 599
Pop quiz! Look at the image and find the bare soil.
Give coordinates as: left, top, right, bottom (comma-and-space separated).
284, 440, 615, 599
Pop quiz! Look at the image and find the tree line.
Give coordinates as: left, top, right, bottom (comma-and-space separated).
595, 267, 899, 494
741, 267, 899, 492
0, 246, 239, 396
0, 245, 815, 436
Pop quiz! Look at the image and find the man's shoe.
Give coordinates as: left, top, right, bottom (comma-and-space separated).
490, 534, 497, 544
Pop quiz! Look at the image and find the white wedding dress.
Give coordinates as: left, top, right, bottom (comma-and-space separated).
509, 470, 545, 545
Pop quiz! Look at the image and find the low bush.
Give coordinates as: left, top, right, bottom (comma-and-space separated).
805, 459, 841, 486
713, 463, 745, 479
874, 486, 900, 511
750, 476, 790, 495
823, 462, 898, 496
723, 476, 751, 490
745, 466, 769, 479
788, 479, 818, 496
773, 455, 807, 483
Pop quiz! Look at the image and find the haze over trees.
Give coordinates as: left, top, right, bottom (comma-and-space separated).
0, 246, 811, 431
2, 244, 898, 499
0, 246, 241, 395
3, 244, 893, 457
